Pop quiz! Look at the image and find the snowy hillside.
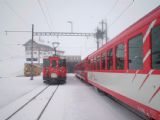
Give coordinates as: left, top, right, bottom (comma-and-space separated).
0, 45, 25, 77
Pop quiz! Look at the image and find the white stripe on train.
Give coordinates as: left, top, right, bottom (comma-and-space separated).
143, 19, 156, 43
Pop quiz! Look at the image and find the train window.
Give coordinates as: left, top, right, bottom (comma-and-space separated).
59, 60, 62, 67
91, 59, 94, 70
87, 60, 90, 70
89, 60, 92, 70
101, 53, 106, 70
59, 59, 66, 67
128, 35, 143, 70
43, 59, 50, 67
97, 56, 100, 70
107, 49, 113, 70
116, 44, 124, 70
94, 57, 96, 70
52, 60, 57, 68
151, 25, 160, 69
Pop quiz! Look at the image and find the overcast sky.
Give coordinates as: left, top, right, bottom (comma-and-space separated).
0, 0, 160, 60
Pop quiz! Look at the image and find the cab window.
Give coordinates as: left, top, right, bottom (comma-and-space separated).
43, 59, 50, 67
52, 60, 57, 68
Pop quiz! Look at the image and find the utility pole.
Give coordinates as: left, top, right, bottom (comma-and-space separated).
5, 24, 35, 80
100, 20, 104, 45
96, 28, 102, 50
99, 20, 108, 44
96, 38, 99, 50
38, 36, 41, 64
30, 24, 34, 80
105, 21, 108, 43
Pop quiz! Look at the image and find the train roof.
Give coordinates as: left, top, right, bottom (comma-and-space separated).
87, 5, 160, 59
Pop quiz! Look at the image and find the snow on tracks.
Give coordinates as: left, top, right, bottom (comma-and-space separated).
0, 84, 59, 120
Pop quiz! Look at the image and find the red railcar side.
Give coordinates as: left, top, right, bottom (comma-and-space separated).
75, 6, 160, 120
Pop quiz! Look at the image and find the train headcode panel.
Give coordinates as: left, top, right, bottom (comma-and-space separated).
75, 6, 160, 120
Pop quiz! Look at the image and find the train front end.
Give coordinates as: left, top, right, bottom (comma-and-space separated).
43, 56, 67, 84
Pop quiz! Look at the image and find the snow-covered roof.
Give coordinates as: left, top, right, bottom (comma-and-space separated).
23, 39, 53, 51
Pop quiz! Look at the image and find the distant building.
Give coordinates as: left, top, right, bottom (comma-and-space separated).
23, 40, 64, 64
64, 55, 81, 73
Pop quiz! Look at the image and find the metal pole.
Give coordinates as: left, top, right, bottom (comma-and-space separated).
100, 20, 104, 45
105, 21, 108, 43
30, 24, 34, 80
96, 28, 100, 50
71, 22, 73, 33
38, 37, 40, 64
54, 48, 56, 55
96, 38, 99, 50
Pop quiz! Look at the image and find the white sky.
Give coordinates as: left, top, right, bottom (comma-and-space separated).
0, 0, 160, 59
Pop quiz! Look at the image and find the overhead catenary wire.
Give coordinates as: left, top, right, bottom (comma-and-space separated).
96, 0, 119, 47
105, 0, 119, 18
42, 0, 55, 31
3, 0, 28, 25
37, 0, 53, 32
108, 0, 134, 28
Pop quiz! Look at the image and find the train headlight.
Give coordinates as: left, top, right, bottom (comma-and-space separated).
51, 73, 57, 78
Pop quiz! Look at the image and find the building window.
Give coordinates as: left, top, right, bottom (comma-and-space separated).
116, 44, 124, 70
101, 53, 106, 70
34, 51, 37, 55
26, 58, 37, 61
128, 35, 143, 70
26, 47, 30, 50
26, 51, 30, 55
107, 49, 113, 70
151, 25, 160, 69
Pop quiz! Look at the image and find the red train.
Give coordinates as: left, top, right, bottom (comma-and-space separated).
75, 6, 160, 120
43, 56, 67, 84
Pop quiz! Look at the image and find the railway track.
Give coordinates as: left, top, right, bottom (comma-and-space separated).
0, 84, 60, 120
36, 85, 59, 120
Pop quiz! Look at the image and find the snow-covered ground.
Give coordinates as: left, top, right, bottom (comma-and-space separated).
0, 74, 143, 120
0, 76, 43, 108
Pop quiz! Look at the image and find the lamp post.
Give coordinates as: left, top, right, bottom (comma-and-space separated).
52, 42, 60, 56
67, 21, 73, 33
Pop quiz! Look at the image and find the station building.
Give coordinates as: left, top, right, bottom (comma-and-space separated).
23, 40, 81, 74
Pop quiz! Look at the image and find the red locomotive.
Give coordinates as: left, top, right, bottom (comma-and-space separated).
75, 6, 160, 120
43, 56, 67, 84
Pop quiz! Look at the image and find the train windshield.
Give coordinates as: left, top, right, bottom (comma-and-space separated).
43, 59, 50, 67
59, 59, 66, 67
52, 60, 57, 68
